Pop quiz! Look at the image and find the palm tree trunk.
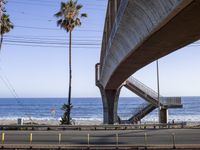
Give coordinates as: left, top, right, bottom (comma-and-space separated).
0, 34, 3, 52
67, 31, 72, 124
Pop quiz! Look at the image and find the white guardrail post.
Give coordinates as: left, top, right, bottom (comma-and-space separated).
87, 134, 90, 149
30, 133, 32, 144
116, 133, 119, 149
59, 133, 61, 145
144, 132, 147, 149
172, 133, 176, 149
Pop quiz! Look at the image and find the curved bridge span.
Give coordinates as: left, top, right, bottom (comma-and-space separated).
96, 0, 200, 124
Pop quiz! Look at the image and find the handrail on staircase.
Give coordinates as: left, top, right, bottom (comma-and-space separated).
126, 77, 182, 106
127, 76, 162, 101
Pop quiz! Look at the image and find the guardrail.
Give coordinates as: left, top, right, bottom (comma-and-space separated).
0, 122, 187, 131
1, 125, 199, 150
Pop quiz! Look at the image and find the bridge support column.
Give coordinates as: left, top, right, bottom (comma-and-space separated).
98, 86, 121, 124
160, 108, 168, 123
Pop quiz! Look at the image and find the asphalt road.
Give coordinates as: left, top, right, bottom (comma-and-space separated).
0, 129, 200, 148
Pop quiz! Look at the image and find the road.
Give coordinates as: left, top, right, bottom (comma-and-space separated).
0, 129, 200, 149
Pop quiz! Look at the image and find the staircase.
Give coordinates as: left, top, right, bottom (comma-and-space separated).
128, 103, 156, 123
125, 77, 164, 107
124, 76, 182, 123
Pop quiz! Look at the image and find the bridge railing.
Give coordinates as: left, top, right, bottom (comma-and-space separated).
119, 102, 149, 120
128, 77, 160, 100
100, 0, 128, 73
131, 103, 149, 116
130, 102, 150, 121
162, 97, 182, 106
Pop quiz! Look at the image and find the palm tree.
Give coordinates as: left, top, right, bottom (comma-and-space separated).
0, 14, 14, 51
55, 0, 87, 125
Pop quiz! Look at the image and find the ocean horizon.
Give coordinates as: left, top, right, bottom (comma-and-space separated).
0, 97, 200, 123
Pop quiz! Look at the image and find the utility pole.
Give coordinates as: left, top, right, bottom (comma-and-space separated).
156, 60, 161, 123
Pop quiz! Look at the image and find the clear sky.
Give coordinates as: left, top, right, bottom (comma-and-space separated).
0, 0, 200, 98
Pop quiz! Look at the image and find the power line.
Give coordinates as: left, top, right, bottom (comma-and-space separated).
5, 35, 102, 39
14, 25, 102, 32
5, 35, 102, 41
4, 40, 101, 45
8, 1, 105, 10
4, 43, 101, 49
0, 67, 33, 120
4, 38, 101, 43
10, 0, 107, 7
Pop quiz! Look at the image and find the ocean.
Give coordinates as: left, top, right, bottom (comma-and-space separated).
0, 97, 199, 123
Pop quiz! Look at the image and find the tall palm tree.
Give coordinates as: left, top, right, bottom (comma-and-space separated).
0, 14, 14, 51
55, 0, 87, 125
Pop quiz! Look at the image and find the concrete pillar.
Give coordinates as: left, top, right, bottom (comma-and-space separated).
160, 108, 168, 123
98, 86, 121, 124
96, 63, 121, 124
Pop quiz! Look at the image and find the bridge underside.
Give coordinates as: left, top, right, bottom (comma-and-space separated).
100, 0, 200, 90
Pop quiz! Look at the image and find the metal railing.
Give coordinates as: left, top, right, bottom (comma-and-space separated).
129, 103, 155, 122
127, 77, 182, 107
0, 123, 187, 131
0, 125, 194, 149
162, 97, 182, 106
119, 102, 149, 121
131, 103, 149, 117
128, 77, 160, 100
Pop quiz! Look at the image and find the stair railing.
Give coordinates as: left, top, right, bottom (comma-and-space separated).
127, 77, 167, 105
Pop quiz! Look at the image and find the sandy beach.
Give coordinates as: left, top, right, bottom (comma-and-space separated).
0, 119, 103, 126
1, 119, 200, 127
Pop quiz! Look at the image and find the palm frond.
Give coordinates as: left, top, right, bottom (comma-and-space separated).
76, 4, 83, 10
61, 2, 66, 9
54, 11, 62, 17
81, 13, 87, 18
56, 19, 63, 27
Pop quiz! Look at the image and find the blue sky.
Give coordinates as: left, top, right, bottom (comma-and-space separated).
0, 0, 200, 98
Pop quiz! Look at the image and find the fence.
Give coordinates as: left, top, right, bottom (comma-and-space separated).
1, 126, 199, 149
0, 122, 186, 131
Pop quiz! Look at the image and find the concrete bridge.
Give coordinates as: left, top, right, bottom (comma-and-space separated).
96, 0, 200, 124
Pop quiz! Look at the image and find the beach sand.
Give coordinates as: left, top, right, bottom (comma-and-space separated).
0, 119, 200, 127
0, 119, 102, 125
